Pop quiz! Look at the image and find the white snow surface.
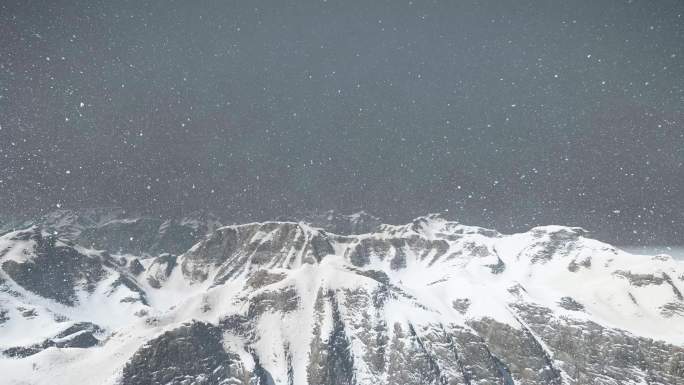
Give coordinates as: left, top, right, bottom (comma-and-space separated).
0, 214, 683, 385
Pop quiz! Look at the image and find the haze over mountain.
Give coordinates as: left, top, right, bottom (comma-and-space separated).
1, 0, 683, 246
2, 1, 683, 384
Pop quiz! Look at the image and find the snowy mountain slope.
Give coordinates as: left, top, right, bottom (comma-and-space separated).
0, 227, 149, 348
1, 214, 683, 385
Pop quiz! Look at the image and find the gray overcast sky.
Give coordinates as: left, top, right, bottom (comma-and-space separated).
1, 0, 683, 245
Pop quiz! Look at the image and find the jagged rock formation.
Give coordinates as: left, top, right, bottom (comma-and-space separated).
0, 213, 683, 385
291, 210, 383, 235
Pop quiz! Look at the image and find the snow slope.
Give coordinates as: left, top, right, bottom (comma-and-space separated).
1, 214, 683, 385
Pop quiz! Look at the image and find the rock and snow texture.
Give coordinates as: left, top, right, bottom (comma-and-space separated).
0, 213, 683, 385
0, 208, 223, 258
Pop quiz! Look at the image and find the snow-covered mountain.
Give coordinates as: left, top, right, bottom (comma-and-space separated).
0, 208, 223, 258
1, 213, 683, 385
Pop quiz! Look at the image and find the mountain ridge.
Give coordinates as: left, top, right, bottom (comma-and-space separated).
0, 212, 683, 384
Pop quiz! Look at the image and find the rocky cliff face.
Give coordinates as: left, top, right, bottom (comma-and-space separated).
0, 213, 683, 385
